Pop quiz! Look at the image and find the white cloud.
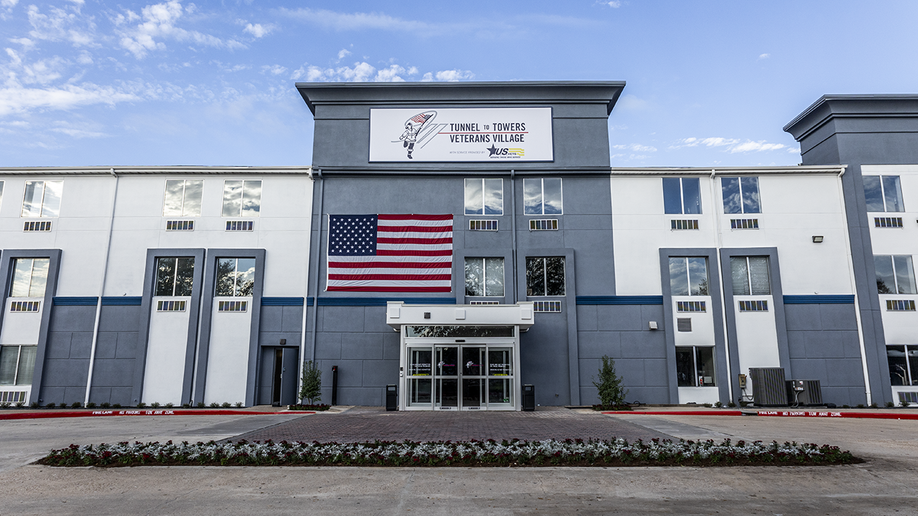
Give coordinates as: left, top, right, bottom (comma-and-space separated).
602, 1, 622, 8
291, 61, 426, 82
76, 50, 93, 64
612, 143, 657, 152
243, 22, 274, 38
672, 137, 790, 153
262, 64, 286, 75
758, 53, 770, 60
27, 4, 97, 47
0, 82, 140, 117
2, 0, 19, 8
421, 69, 474, 82
116, 0, 246, 59
51, 125, 106, 139
728, 141, 788, 153
337, 48, 351, 60
277, 7, 434, 34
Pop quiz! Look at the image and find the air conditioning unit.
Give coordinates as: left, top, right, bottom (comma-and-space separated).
786, 380, 823, 406
749, 367, 788, 406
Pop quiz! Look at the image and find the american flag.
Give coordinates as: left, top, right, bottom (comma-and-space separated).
410, 113, 433, 124
326, 214, 453, 292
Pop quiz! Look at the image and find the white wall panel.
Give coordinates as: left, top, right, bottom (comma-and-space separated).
203, 302, 252, 405
143, 300, 190, 405
0, 302, 43, 345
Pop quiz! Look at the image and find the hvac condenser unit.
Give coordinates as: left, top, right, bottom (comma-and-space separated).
749, 367, 788, 406
786, 380, 823, 406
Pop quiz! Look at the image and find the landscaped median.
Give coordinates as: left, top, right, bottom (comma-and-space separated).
37, 438, 860, 468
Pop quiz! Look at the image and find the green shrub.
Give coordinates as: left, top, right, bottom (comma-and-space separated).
592, 355, 627, 408
299, 360, 323, 405
70, 402, 81, 409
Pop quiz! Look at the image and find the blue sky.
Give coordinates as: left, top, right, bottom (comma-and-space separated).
2, 0, 917, 167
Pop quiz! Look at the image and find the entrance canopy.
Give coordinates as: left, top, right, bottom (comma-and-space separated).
386, 302, 536, 330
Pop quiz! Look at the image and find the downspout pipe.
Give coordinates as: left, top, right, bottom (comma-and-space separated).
510, 170, 517, 304
84, 168, 119, 406
300, 168, 324, 398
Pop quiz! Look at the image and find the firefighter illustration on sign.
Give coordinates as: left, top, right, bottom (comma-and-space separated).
399, 111, 437, 159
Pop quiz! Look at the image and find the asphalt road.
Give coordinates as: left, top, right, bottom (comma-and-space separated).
1, 410, 916, 515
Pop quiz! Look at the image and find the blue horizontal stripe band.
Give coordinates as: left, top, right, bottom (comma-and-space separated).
783, 295, 855, 305
262, 297, 307, 306
52, 297, 98, 306
576, 296, 663, 305
102, 297, 143, 306
317, 297, 455, 307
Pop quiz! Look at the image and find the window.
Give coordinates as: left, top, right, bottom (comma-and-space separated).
222, 180, 262, 217
526, 257, 565, 296
721, 177, 760, 214
465, 257, 504, 297
730, 256, 770, 295
155, 257, 195, 296
163, 179, 203, 217
464, 179, 503, 216
523, 178, 562, 215
676, 347, 715, 387
215, 258, 256, 297
9, 258, 49, 298
669, 257, 709, 296
864, 176, 904, 212
20, 180, 62, 218
875, 255, 917, 294
888, 345, 918, 386
0, 345, 36, 386
663, 177, 701, 214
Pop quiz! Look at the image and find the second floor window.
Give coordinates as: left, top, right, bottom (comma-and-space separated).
875, 255, 917, 294
523, 178, 562, 215
163, 180, 203, 217
21, 180, 62, 218
730, 256, 770, 295
464, 178, 503, 216
663, 177, 701, 214
215, 258, 256, 296
10, 258, 50, 298
222, 180, 262, 217
526, 257, 565, 296
721, 177, 760, 214
669, 257, 709, 296
864, 175, 904, 212
155, 257, 195, 296
465, 257, 504, 297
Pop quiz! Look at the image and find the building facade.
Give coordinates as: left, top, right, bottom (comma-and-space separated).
0, 84, 916, 409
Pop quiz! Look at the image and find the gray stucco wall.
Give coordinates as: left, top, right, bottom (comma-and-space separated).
89, 303, 141, 406
41, 303, 94, 405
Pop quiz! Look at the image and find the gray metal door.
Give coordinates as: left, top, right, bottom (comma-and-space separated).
280, 348, 299, 406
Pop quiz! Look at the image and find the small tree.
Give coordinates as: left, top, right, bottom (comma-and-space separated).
593, 355, 628, 408
299, 360, 322, 406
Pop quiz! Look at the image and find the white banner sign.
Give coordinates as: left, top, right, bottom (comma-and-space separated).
369, 107, 553, 162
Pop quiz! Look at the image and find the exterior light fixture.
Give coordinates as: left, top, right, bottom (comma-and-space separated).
812, 236, 824, 243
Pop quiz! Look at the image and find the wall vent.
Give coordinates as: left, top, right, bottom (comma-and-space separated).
887, 299, 916, 311
676, 317, 692, 332
10, 300, 40, 312
730, 218, 759, 230
469, 300, 500, 305
157, 300, 186, 312
739, 300, 769, 312
225, 220, 254, 231
469, 219, 498, 231
23, 220, 52, 232
166, 220, 194, 231
677, 301, 706, 313
218, 300, 248, 313
533, 300, 562, 312
875, 217, 904, 228
898, 391, 918, 405
671, 219, 699, 230
529, 219, 559, 231
0, 390, 28, 404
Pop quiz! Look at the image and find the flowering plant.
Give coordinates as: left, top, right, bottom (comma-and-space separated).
39, 437, 858, 467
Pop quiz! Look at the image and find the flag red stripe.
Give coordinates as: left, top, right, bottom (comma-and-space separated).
327, 286, 452, 292
377, 214, 453, 221
377, 237, 453, 245
328, 274, 452, 281
377, 225, 453, 233
328, 261, 450, 269
376, 249, 452, 256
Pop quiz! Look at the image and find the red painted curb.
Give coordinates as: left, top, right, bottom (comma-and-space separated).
602, 411, 745, 416
756, 410, 918, 420
0, 409, 312, 421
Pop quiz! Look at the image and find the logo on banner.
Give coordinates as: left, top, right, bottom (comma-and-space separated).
398, 111, 439, 159
391, 111, 530, 160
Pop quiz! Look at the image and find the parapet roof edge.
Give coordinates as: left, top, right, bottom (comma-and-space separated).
783, 94, 918, 138
610, 165, 846, 175
0, 165, 313, 175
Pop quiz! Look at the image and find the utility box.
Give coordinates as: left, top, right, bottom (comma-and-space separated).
749, 367, 788, 406
386, 384, 398, 411
522, 384, 535, 411
786, 380, 823, 406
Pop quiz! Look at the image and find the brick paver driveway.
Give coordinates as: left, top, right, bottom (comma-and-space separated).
229, 406, 670, 443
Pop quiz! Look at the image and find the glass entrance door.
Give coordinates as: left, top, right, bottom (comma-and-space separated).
408, 344, 513, 410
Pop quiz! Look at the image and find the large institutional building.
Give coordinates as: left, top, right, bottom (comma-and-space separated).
1, 82, 917, 410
